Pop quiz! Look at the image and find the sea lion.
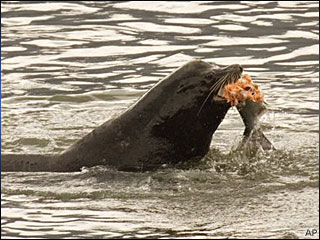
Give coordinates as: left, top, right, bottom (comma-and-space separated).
2, 59, 243, 172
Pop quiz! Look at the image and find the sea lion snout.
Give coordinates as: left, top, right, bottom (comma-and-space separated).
224, 64, 243, 74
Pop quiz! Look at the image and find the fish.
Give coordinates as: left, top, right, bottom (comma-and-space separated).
236, 100, 274, 151
219, 73, 274, 151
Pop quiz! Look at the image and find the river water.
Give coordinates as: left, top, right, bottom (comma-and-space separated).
1, 1, 319, 239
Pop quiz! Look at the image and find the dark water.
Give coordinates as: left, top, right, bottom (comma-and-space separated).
1, 1, 319, 239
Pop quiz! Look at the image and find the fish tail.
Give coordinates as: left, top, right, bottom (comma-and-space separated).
240, 128, 274, 151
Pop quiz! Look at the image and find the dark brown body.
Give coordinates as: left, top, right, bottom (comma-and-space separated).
2, 60, 242, 172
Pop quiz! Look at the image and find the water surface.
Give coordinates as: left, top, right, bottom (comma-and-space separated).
1, 1, 319, 239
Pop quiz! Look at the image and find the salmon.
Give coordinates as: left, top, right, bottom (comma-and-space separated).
220, 73, 274, 151
236, 100, 274, 151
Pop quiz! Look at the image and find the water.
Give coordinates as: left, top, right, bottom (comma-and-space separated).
1, 1, 319, 239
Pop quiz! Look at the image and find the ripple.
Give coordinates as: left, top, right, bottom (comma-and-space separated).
214, 24, 249, 31
275, 61, 319, 66
203, 36, 286, 47
83, 13, 140, 22
1, 1, 319, 238
139, 39, 170, 46
1, 16, 53, 26
211, 14, 258, 22
264, 45, 319, 62
253, 21, 273, 27
1, 46, 27, 52
21, 39, 88, 48
113, 1, 248, 14
11, 2, 99, 14
118, 22, 200, 34
57, 45, 197, 58
46, 29, 137, 42
269, 30, 319, 40
164, 18, 216, 25
151, 53, 195, 68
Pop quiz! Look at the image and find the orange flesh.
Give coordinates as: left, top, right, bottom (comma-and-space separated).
222, 74, 264, 106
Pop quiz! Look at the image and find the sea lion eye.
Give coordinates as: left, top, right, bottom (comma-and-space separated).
205, 72, 214, 79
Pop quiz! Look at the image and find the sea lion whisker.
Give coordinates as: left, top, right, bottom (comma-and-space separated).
209, 79, 223, 92
235, 72, 240, 81
212, 72, 232, 93
210, 74, 228, 91
197, 72, 232, 116
208, 77, 227, 97
217, 72, 232, 95
197, 88, 216, 116
211, 72, 229, 89
215, 76, 228, 94
208, 74, 229, 98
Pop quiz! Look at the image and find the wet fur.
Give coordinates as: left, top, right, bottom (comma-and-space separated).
1, 60, 243, 172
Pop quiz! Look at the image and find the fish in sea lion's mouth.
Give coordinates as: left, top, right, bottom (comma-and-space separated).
219, 72, 274, 151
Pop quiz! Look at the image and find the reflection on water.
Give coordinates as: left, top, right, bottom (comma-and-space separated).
1, 1, 319, 239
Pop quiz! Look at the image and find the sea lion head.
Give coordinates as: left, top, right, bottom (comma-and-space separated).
146, 59, 243, 165
148, 60, 243, 120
